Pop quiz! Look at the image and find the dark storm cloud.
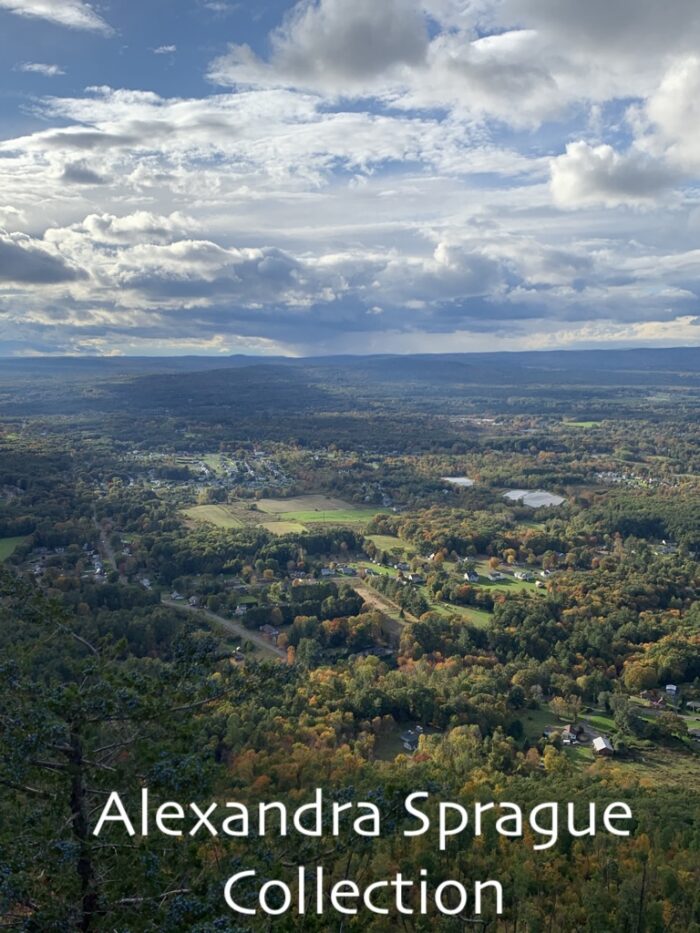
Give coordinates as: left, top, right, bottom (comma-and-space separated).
0, 234, 84, 284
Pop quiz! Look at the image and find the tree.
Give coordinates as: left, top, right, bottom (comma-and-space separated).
549, 696, 570, 720
0, 568, 240, 930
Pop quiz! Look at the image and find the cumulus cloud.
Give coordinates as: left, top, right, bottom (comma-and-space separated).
550, 142, 677, 209
153, 45, 176, 55
2, 0, 700, 355
0, 0, 112, 34
0, 231, 84, 284
209, 0, 429, 92
18, 61, 65, 76
639, 56, 700, 172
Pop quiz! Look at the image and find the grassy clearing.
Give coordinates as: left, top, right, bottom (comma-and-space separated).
565, 421, 601, 428
255, 495, 386, 525
281, 508, 381, 524
367, 534, 411, 553
260, 520, 308, 536
0, 536, 26, 561
565, 744, 594, 765
610, 745, 700, 790
519, 708, 554, 741
256, 495, 353, 514
583, 712, 616, 732
456, 606, 493, 628
182, 505, 244, 529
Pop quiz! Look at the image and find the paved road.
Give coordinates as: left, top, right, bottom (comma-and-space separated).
162, 599, 286, 660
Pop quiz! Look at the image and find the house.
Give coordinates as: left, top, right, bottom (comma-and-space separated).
188, 596, 200, 607
339, 566, 357, 577
487, 572, 503, 582
592, 736, 614, 756
407, 573, 424, 585
536, 580, 546, 589
320, 568, 335, 577
561, 724, 583, 745
463, 570, 480, 583
688, 729, 700, 743
400, 725, 425, 752
515, 571, 535, 582
395, 562, 410, 572
666, 684, 679, 696
686, 700, 700, 712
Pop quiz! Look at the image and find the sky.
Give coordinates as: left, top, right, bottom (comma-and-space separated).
0, 0, 699, 357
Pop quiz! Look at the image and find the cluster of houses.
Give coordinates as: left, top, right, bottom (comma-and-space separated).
543, 723, 614, 756
131, 448, 292, 496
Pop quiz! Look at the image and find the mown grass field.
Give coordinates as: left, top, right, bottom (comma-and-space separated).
260, 520, 308, 536
0, 536, 26, 561
281, 507, 381, 524
256, 495, 352, 514
256, 495, 386, 525
367, 534, 414, 553
182, 505, 244, 528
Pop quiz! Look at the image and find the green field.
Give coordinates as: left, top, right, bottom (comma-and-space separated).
260, 520, 308, 536
183, 505, 244, 528
565, 421, 601, 428
258, 495, 384, 522
520, 708, 555, 741
367, 534, 412, 553
425, 598, 492, 628
0, 536, 26, 561
281, 508, 380, 524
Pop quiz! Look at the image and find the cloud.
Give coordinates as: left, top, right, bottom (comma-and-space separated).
639, 56, 700, 173
209, 0, 429, 92
61, 161, 109, 185
0, 0, 112, 33
153, 45, 176, 55
18, 61, 65, 76
3, 1, 700, 355
0, 231, 84, 284
549, 142, 677, 209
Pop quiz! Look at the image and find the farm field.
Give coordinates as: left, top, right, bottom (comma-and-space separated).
259, 520, 308, 536
256, 495, 353, 513
281, 507, 380, 523
182, 505, 244, 528
257, 495, 385, 525
0, 536, 25, 561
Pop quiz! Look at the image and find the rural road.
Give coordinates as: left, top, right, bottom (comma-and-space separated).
162, 599, 286, 660
93, 509, 127, 584
353, 582, 417, 624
